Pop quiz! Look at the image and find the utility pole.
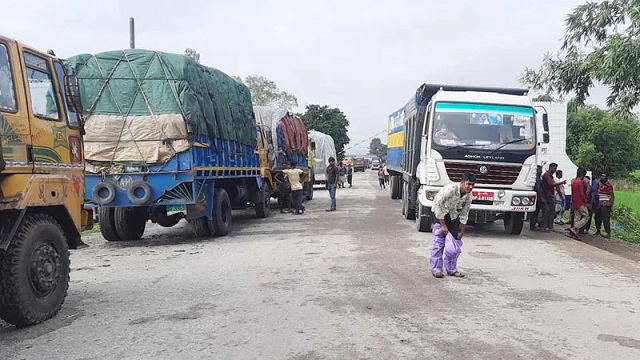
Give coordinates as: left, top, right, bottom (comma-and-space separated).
129, 17, 135, 49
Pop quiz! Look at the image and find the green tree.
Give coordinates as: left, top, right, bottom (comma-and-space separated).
566, 105, 640, 177
368, 138, 387, 159
184, 48, 200, 63
234, 75, 298, 109
522, 0, 640, 112
301, 105, 350, 159
532, 94, 555, 102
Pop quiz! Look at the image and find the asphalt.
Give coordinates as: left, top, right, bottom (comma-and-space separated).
1, 171, 639, 359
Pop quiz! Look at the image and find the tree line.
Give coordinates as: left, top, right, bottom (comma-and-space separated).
523, 1, 640, 178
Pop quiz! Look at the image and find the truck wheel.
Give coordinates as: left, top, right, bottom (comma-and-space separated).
191, 217, 212, 237
305, 182, 314, 200
114, 207, 147, 241
99, 207, 121, 242
395, 176, 402, 200
210, 188, 232, 237
255, 184, 271, 219
405, 183, 416, 220
504, 212, 525, 235
0, 214, 69, 327
416, 204, 433, 232
391, 176, 400, 199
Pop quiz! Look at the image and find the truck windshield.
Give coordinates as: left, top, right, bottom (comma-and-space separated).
432, 102, 535, 151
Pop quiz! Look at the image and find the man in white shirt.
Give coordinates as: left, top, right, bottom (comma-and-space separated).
430, 172, 475, 278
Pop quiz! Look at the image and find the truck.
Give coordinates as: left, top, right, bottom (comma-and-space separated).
352, 157, 365, 172
309, 130, 336, 186
70, 49, 268, 241
387, 84, 549, 235
0, 36, 92, 326
371, 159, 380, 170
254, 106, 314, 202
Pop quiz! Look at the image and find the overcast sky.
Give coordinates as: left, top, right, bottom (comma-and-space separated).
2, 0, 607, 154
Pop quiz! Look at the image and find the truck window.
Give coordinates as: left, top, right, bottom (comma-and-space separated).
0, 43, 16, 113
23, 52, 60, 121
53, 61, 79, 128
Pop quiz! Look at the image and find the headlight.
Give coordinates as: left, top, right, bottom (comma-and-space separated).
521, 197, 530, 206
512, 197, 521, 206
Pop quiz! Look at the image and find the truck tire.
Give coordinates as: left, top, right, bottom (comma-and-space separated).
211, 188, 232, 237
114, 207, 147, 241
395, 176, 402, 200
416, 204, 433, 232
391, 176, 400, 199
255, 184, 271, 219
404, 183, 416, 220
191, 217, 212, 237
99, 207, 121, 242
504, 212, 525, 235
305, 182, 314, 200
0, 214, 69, 327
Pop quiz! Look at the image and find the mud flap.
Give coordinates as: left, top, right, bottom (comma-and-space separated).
0, 209, 26, 251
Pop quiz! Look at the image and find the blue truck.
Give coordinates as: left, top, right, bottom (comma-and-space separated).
71, 50, 271, 241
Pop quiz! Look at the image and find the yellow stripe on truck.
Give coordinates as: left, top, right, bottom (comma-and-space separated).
387, 131, 404, 148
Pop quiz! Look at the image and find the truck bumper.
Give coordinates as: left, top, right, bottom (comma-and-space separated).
417, 186, 537, 213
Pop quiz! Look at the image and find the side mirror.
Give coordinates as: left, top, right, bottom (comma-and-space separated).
64, 74, 86, 134
543, 133, 550, 143
542, 113, 549, 132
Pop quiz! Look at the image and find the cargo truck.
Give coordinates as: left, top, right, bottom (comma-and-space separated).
387, 84, 549, 235
0, 35, 92, 326
352, 157, 365, 172
254, 106, 313, 202
309, 130, 336, 186
71, 50, 269, 241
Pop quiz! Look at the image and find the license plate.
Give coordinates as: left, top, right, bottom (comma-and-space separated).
472, 191, 494, 201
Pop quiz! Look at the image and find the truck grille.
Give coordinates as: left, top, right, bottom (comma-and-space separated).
444, 162, 521, 185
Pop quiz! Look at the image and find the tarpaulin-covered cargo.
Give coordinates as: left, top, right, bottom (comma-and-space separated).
308, 130, 336, 183
67, 49, 256, 167
254, 106, 308, 170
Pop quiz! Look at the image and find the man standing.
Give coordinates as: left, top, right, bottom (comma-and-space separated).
554, 170, 566, 225
283, 161, 306, 215
325, 157, 340, 212
596, 173, 614, 238
542, 163, 566, 231
530, 165, 544, 231
377, 167, 386, 189
583, 175, 599, 234
275, 164, 292, 214
430, 172, 475, 278
569, 168, 590, 238
347, 164, 353, 188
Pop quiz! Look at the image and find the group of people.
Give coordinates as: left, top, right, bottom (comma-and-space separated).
337, 162, 353, 188
275, 161, 307, 215
377, 166, 390, 189
531, 162, 615, 239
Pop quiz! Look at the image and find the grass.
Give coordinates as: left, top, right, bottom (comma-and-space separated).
82, 223, 101, 236
614, 191, 640, 217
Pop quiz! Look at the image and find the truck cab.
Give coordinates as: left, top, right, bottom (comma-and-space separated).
0, 35, 88, 326
388, 84, 549, 235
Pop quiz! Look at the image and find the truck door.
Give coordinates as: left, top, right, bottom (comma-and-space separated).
20, 49, 69, 171
0, 39, 31, 173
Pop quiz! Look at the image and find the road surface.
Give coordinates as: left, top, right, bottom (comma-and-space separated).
2, 171, 640, 359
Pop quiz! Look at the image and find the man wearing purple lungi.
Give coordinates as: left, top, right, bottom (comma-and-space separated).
430, 171, 475, 278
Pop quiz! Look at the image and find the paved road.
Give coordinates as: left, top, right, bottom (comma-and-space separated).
2, 171, 640, 359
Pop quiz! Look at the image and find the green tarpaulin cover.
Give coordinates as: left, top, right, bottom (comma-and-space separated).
67, 49, 256, 147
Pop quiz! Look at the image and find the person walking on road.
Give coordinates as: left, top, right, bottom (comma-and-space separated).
569, 168, 590, 238
347, 164, 353, 188
377, 168, 386, 189
338, 163, 347, 189
595, 173, 614, 238
542, 163, 566, 231
384, 165, 390, 185
430, 171, 475, 279
325, 157, 340, 212
283, 161, 306, 215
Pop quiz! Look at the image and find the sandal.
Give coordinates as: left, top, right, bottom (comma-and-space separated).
448, 271, 465, 278
433, 272, 444, 278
